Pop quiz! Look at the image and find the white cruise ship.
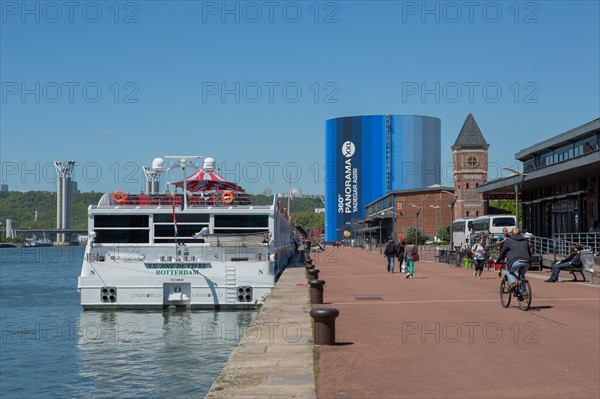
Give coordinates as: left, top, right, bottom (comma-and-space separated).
78, 157, 298, 309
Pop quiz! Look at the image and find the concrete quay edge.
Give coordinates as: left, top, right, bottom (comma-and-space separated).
205, 261, 316, 399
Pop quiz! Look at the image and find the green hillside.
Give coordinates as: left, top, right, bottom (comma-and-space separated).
0, 191, 103, 229
254, 195, 325, 228
253, 194, 324, 213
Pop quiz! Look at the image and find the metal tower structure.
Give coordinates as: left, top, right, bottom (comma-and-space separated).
143, 167, 161, 194
54, 160, 75, 243
143, 158, 165, 194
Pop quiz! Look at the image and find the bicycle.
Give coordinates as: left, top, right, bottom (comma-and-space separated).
500, 271, 532, 311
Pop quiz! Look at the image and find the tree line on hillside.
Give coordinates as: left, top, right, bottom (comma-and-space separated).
253, 195, 324, 228
0, 191, 104, 230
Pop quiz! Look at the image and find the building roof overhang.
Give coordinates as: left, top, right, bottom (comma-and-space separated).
477, 150, 600, 194
515, 119, 600, 161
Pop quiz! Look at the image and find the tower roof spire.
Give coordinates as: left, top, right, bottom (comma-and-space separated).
452, 113, 489, 148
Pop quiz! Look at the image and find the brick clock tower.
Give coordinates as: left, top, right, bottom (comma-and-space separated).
452, 113, 489, 220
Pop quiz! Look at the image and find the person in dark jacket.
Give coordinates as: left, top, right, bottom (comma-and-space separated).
383, 237, 396, 273
396, 239, 406, 273
545, 244, 583, 282
497, 228, 532, 291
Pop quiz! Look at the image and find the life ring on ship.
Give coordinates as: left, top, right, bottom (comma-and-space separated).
221, 191, 234, 204
112, 190, 127, 203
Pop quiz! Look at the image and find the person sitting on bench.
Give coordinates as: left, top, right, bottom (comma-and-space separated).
545, 244, 583, 282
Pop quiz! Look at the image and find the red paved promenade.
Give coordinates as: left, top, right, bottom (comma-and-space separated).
312, 246, 600, 399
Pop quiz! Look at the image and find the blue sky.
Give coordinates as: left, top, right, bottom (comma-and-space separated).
1, 0, 599, 195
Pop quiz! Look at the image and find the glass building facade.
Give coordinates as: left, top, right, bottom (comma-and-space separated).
325, 115, 441, 241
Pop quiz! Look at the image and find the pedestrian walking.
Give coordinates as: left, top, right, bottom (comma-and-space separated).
396, 239, 405, 273
471, 238, 486, 279
405, 240, 417, 278
496, 228, 510, 250
383, 237, 396, 273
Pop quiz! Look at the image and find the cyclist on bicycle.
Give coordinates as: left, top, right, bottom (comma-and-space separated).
497, 228, 532, 291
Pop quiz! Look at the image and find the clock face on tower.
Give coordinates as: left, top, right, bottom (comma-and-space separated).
465, 154, 479, 168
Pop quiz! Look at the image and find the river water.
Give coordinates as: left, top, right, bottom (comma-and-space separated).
0, 246, 255, 398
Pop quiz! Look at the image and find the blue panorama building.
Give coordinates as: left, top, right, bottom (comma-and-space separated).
325, 115, 441, 241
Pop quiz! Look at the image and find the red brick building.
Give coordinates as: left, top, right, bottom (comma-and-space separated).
451, 113, 489, 220
363, 187, 456, 243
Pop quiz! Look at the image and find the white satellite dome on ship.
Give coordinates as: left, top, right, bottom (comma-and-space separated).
152, 157, 165, 171
203, 157, 216, 172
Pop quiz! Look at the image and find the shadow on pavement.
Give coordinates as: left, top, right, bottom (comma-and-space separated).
529, 305, 554, 311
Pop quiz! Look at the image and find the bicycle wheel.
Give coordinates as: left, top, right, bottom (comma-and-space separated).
500, 276, 511, 308
518, 280, 532, 311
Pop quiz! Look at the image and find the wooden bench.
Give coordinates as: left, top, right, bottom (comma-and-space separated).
564, 250, 594, 282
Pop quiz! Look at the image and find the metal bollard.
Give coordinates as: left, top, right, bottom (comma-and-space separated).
308, 279, 325, 304
307, 268, 320, 280
310, 307, 339, 345
304, 263, 316, 270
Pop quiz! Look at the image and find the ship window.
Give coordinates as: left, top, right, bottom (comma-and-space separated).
214, 215, 268, 228
154, 224, 208, 238
153, 214, 209, 223
95, 229, 149, 243
95, 215, 149, 228
213, 228, 269, 234
154, 238, 201, 244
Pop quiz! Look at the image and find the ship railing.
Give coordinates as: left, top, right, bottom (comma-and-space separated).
87, 244, 270, 263
109, 192, 254, 207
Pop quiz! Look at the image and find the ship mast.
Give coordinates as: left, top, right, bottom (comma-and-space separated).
164, 156, 202, 210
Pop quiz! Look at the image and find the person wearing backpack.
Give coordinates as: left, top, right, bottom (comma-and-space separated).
471, 238, 486, 279
403, 240, 414, 278
406, 242, 418, 278
384, 237, 396, 273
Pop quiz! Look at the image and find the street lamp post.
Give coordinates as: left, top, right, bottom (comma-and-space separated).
441, 190, 459, 248
409, 204, 422, 246
379, 218, 383, 254
392, 208, 397, 241
502, 168, 528, 229
430, 204, 440, 241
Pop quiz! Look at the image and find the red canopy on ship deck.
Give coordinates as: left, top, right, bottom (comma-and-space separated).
169, 169, 244, 192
